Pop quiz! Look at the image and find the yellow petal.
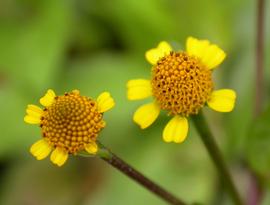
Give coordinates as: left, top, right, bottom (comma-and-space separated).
40, 89, 56, 107
50, 148, 68, 167
145, 41, 172, 65
85, 142, 98, 154
26, 104, 43, 118
163, 116, 188, 143
24, 115, 41, 124
24, 104, 43, 124
133, 102, 160, 129
127, 79, 152, 100
186, 37, 226, 69
71, 89, 80, 95
97, 92, 115, 113
207, 89, 236, 112
30, 139, 52, 160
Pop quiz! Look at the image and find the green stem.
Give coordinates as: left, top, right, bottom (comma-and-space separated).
80, 142, 188, 205
192, 112, 243, 205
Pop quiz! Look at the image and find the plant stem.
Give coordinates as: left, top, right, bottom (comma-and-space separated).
248, 1, 266, 204
192, 112, 243, 205
96, 142, 187, 205
255, 0, 265, 116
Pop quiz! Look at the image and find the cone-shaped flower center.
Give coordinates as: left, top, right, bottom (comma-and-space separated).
40, 91, 105, 154
151, 52, 214, 116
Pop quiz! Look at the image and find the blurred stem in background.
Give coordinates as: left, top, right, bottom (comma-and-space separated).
192, 112, 244, 205
248, 0, 266, 204
80, 142, 187, 205
254, 0, 265, 117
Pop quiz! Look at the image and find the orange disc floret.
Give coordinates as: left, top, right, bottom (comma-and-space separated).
151, 52, 213, 116
40, 91, 105, 154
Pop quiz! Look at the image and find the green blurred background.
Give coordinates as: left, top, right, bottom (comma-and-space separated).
0, 0, 269, 204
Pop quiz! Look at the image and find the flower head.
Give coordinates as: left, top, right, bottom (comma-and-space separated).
127, 37, 236, 143
24, 89, 115, 166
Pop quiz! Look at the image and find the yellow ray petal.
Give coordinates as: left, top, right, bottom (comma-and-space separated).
145, 41, 172, 65
26, 104, 43, 117
207, 89, 236, 112
127, 79, 152, 100
50, 148, 68, 167
24, 104, 43, 124
97, 92, 115, 113
85, 142, 98, 154
71, 89, 80, 95
163, 115, 188, 143
24, 115, 41, 124
133, 102, 160, 129
40, 89, 56, 107
186, 37, 226, 69
30, 139, 52, 160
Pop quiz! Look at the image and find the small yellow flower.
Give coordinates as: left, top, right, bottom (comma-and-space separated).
24, 89, 115, 166
127, 37, 236, 143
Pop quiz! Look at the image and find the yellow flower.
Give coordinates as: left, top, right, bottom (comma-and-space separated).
24, 89, 115, 166
127, 37, 236, 143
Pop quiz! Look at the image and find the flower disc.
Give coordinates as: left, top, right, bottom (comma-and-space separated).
40, 91, 105, 154
151, 52, 214, 116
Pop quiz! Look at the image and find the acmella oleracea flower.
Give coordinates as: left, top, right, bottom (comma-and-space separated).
127, 37, 236, 143
24, 89, 115, 166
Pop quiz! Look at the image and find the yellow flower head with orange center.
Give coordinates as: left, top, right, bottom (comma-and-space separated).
127, 37, 236, 143
24, 89, 115, 166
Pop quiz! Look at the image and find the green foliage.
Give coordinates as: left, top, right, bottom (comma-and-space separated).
246, 106, 270, 185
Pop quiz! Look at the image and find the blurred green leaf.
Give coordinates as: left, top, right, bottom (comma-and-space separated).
262, 187, 270, 205
0, 0, 71, 91
246, 106, 270, 184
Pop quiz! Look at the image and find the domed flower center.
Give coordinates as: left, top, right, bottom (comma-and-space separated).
151, 52, 214, 116
40, 91, 105, 154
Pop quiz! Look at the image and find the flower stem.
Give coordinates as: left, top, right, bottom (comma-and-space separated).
96, 142, 187, 205
192, 112, 243, 205
247, 1, 266, 204
255, 0, 265, 116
